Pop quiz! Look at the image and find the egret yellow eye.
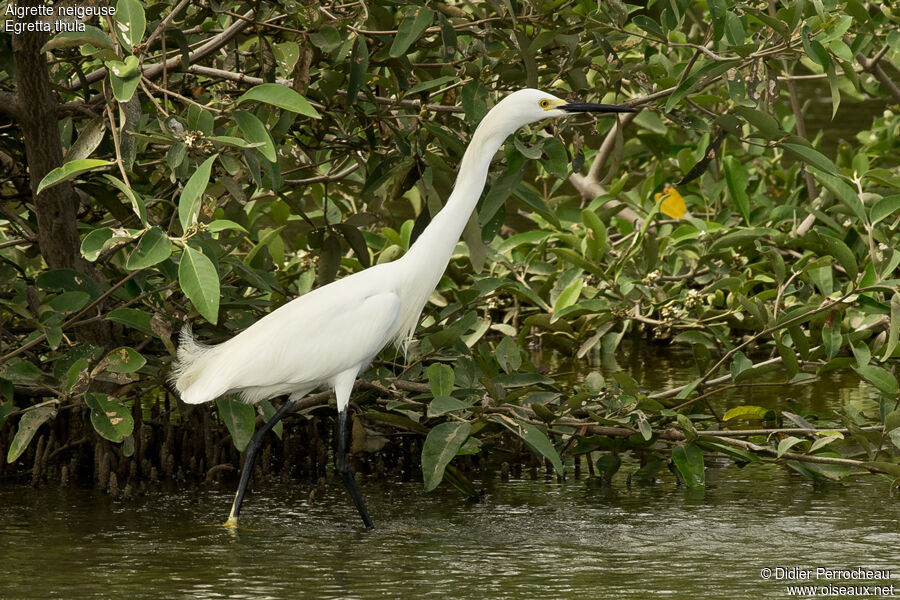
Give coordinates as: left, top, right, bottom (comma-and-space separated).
539, 99, 551, 109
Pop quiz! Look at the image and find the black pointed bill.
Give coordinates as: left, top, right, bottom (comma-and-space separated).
561, 102, 637, 114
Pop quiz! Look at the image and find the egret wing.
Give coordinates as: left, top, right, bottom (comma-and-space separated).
205, 281, 402, 400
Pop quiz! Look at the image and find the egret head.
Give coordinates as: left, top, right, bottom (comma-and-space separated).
486, 88, 636, 135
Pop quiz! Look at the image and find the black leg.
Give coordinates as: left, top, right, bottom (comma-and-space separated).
224, 398, 297, 527
335, 408, 375, 530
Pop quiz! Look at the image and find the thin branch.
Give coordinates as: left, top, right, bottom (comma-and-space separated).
105, 102, 130, 187
710, 435, 894, 474
0, 270, 141, 365
285, 163, 360, 186
68, 9, 256, 89
144, 0, 192, 48
586, 111, 639, 182
344, 15, 530, 36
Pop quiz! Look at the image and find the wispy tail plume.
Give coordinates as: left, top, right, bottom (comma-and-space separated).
170, 325, 218, 403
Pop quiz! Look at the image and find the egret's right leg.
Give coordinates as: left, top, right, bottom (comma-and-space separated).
335, 407, 375, 530
224, 398, 297, 527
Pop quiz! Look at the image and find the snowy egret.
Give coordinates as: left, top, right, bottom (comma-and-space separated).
172, 88, 636, 529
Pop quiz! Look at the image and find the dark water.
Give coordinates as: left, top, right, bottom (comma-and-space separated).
2, 456, 899, 599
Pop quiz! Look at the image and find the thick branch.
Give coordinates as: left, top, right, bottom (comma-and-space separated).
11, 6, 88, 273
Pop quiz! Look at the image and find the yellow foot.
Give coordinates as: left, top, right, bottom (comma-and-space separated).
223, 516, 239, 528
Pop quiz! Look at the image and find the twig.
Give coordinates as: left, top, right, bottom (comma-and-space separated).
710, 434, 894, 474
105, 102, 130, 187
284, 163, 360, 186
144, 0, 192, 48
0, 270, 142, 364
68, 9, 256, 89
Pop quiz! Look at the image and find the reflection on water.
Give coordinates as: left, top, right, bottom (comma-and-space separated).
1, 462, 898, 599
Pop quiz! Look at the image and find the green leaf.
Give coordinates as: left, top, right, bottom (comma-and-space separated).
781, 143, 837, 175
809, 433, 843, 453
81, 227, 114, 261
723, 405, 771, 421
421, 421, 471, 491
178, 154, 218, 231
309, 25, 342, 51
216, 397, 256, 451
871, 195, 900, 225
104, 346, 146, 373
346, 37, 369, 106
863, 461, 900, 478
233, 111, 276, 163
390, 7, 435, 58
884, 410, 900, 434
258, 400, 284, 439
495, 336, 522, 374
808, 167, 867, 223
43, 25, 115, 53
818, 232, 858, 281
107, 56, 141, 101
722, 156, 751, 224
106, 308, 152, 334
632, 15, 666, 40
235, 84, 320, 118
48, 290, 90, 313
85, 392, 134, 443
207, 219, 248, 234
426, 363, 454, 397
427, 396, 470, 417
104, 175, 147, 227
696, 438, 761, 463
115, 0, 146, 47
334, 223, 371, 268
178, 245, 220, 324
822, 322, 842, 360
882, 293, 900, 361
36, 159, 113, 195
776, 336, 799, 377
723, 12, 745, 45
64, 117, 107, 163
707, 0, 726, 40
777, 436, 805, 458
665, 59, 741, 112
36, 268, 100, 296
732, 106, 782, 138
671, 443, 705, 487
852, 365, 899, 397
125, 226, 172, 270
729, 351, 753, 382
7, 406, 57, 462
493, 417, 564, 474
552, 274, 584, 316
205, 136, 263, 150
407, 75, 456, 96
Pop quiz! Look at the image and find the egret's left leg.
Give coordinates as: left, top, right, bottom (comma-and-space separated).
224, 398, 297, 527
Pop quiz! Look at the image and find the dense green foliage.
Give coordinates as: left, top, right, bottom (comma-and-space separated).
1, 0, 899, 492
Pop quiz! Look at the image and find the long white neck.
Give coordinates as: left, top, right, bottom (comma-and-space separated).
388, 111, 517, 349
403, 118, 512, 274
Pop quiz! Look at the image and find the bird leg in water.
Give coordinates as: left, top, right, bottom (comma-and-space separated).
224, 398, 298, 527
336, 408, 375, 530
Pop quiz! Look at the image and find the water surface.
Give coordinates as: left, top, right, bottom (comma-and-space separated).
2, 462, 898, 599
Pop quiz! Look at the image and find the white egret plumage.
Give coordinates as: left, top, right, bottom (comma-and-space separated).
172, 88, 636, 529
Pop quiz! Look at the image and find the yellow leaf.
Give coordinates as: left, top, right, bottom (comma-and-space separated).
655, 185, 687, 219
